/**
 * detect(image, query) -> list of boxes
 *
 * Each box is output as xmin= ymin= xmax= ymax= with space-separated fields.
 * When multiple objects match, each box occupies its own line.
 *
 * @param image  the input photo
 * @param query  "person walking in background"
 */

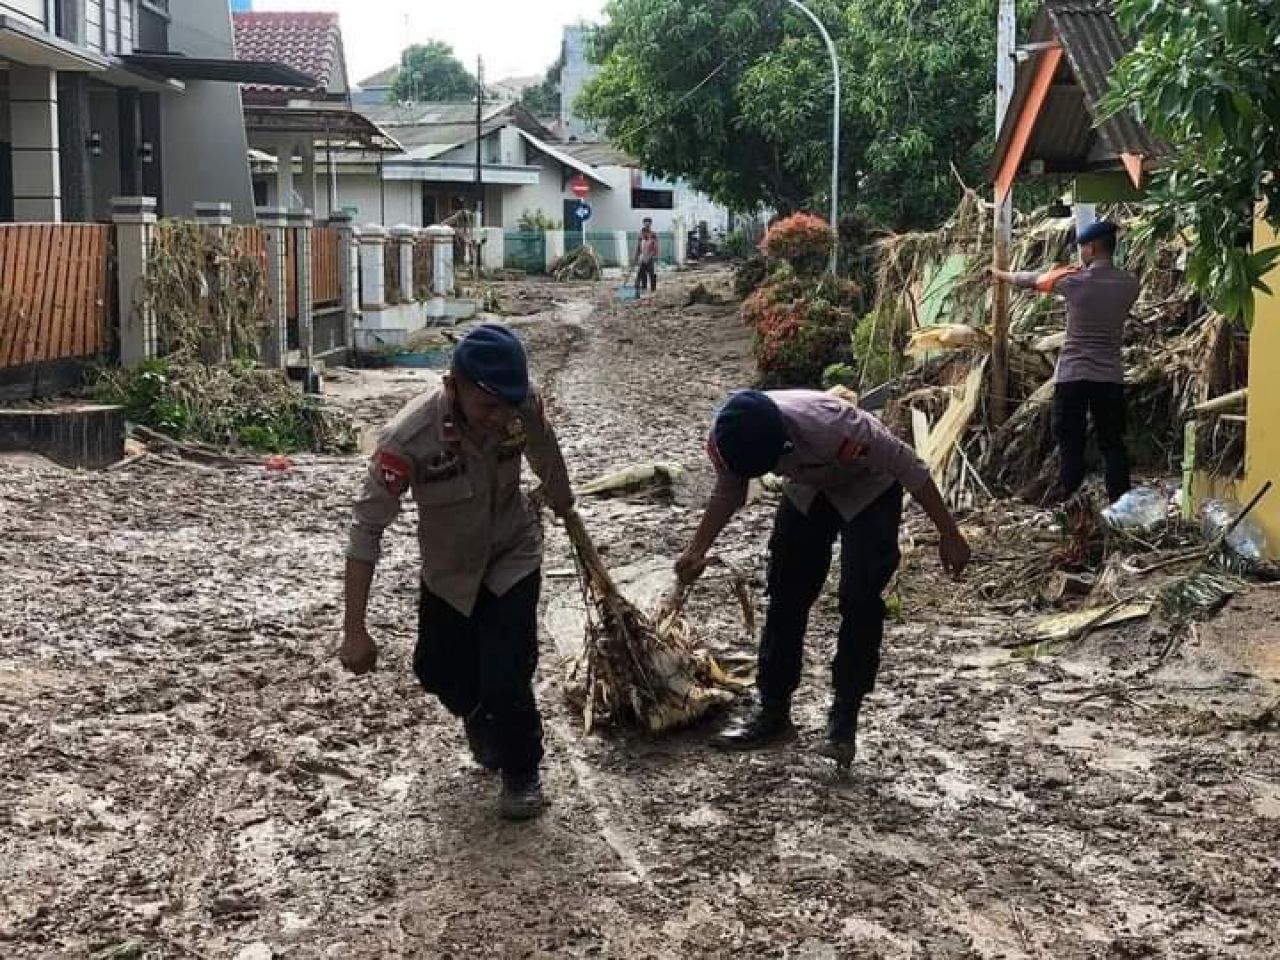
xmin=988 ymin=220 xmax=1140 ymax=503
xmin=635 ymin=217 xmax=660 ymax=293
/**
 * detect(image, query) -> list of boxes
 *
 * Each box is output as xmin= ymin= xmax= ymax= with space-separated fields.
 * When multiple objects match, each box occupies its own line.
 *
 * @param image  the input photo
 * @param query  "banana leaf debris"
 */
xmin=867 ymin=193 xmax=1273 ymax=645
xmin=562 ymin=510 xmax=749 ymax=734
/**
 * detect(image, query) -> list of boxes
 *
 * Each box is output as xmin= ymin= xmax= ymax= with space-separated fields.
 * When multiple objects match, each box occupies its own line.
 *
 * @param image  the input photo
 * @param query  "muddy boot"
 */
xmin=499 ymin=770 xmax=546 ymax=821
xmin=712 ymin=698 xmax=795 ymax=751
xmin=816 ymin=697 xmax=862 ymax=767
xmin=464 ymin=710 xmax=500 ymax=772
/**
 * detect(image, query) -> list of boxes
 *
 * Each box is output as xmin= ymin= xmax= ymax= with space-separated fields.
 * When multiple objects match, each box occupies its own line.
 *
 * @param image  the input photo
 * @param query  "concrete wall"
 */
xmin=0 ymin=0 xmax=45 ymax=27
xmin=160 ymin=0 xmax=254 ymax=222
xmin=1244 ymin=217 xmax=1280 ymax=558
xmin=88 ymin=86 xmax=120 ymax=221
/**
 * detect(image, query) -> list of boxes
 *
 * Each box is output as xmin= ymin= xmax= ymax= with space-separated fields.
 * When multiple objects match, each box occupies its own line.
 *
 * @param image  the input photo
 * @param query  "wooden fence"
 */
xmin=312 ymin=227 xmax=342 ymax=309
xmin=0 ymin=224 xmax=114 ymax=369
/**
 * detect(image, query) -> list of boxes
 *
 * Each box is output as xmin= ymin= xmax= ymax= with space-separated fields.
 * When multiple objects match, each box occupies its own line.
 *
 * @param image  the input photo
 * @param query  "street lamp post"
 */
xmin=783 ymin=0 xmax=841 ymax=273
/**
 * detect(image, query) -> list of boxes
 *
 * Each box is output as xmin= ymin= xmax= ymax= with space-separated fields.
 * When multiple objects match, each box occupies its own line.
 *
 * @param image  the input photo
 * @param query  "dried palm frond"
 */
xmin=562 ymin=511 xmax=747 ymax=734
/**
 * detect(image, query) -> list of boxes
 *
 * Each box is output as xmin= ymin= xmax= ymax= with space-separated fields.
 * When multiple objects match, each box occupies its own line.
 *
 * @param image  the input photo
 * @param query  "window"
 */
xmin=631 ymin=188 xmax=674 ymax=210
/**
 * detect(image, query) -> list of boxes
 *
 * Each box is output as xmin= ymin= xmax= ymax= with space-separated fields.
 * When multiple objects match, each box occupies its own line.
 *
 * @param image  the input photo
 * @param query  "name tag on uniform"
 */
xmin=420 ymin=450 xmax=465 ymax=483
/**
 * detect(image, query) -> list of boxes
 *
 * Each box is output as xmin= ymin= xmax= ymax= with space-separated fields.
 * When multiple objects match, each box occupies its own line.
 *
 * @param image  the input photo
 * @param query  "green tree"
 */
xmin=521 ymin=55 xmax=564 ymax=117
xmin=578 ymin=0 xmax=1035 ymax=230
xmin=390 ymin=41 xmax=476 ymax=102
xmin=1105 ymin=1 xmax=1280 ymax=323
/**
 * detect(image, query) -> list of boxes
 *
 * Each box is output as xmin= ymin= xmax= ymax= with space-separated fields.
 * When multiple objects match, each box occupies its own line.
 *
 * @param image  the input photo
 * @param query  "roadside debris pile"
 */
xmin=863 ymin=191 xmax=1243 ymax=507
xmin=562 ymin=510 xmax=746 ymax=734
xmin=956 ymin=479 xmax=1275 ymax=654
xmin=550 ymin=245 xmax=603 ymax=282
xmin=90 ymin=219 xmax=355 ymax=455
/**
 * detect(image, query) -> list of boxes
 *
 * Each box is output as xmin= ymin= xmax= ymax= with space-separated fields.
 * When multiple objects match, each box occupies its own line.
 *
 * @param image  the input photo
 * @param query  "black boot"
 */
xmin=464 ymin=709 xmax=500 ymax=771
xmin=499 ymin=769 xmax=546 ymax=821
xmin=816 ymin=696 xmax=862 ymax=765
xmin=712 ymin=697 xmax=795 ymax=751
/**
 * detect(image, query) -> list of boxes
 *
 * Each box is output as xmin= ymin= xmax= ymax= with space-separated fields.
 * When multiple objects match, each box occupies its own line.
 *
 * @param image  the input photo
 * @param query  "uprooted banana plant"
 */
xmin=562 ymin=510 xmax=750 ymax=734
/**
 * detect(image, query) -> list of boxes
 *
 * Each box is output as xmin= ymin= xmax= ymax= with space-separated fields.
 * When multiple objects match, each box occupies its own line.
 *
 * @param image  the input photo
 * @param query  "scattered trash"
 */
xmin=1102 ymin=486 xmax=1170 ymax=538
xmin=578 ymin=462 xmax=683 ymax=498
xmin=1156 ymin=568 xmax=1246 ymax=621
xmin=1023 ymin=600 xmax=1154 ymax=644
xmin=1201 ymin=498 xmax=1269 ymax=567
xmin=906 ymin=323 xmax=990 ymax=356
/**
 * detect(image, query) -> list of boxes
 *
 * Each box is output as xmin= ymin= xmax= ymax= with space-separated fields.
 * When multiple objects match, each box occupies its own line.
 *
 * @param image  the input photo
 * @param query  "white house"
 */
xmin=251 ymin=100 xmax=729 ymax=242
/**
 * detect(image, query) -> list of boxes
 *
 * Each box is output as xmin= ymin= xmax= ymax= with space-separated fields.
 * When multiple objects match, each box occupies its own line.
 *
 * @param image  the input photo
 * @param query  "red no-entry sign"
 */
xmin=570 ymin=174 xmax=590 ymax=199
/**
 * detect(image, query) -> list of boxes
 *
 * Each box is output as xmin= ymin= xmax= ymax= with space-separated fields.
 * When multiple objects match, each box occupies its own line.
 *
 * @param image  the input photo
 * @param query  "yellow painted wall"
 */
xmin=1244 ymin=218 xmax=1280 ymax=558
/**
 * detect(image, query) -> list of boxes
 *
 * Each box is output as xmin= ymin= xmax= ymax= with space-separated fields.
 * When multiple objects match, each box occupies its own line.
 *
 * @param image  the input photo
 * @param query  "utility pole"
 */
xmin=991 ymin=0 xmax=1016 ymax=425
xmin=474 ymin=56 xmax=485 ymax=227
xmin=474 ymin=55 xmax=485 ymax=278
xmin=783 ymin=0 xmax=840 ymax=273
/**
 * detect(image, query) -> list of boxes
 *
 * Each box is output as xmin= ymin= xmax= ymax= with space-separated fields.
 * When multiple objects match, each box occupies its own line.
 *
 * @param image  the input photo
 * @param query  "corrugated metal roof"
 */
xmin=554 ymin=141 xmax=634 ymax=167
xmin=359 ymin=101 xmax=512 ymax=127
xmin=1043 ymin=0 xmax=1159 ymax=159
xmin=990 ymin=0 xmax=1161 ymax=181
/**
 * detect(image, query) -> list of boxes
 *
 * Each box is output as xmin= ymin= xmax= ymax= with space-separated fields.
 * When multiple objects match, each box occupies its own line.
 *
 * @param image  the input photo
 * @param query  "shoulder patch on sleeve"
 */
xmin=375 ymin=449 xmax=412 ymax=495
xmin=1036 ymin=265 xmax=1080 ymax=294
xmin=837 ymin=437 xmax=867 ymax=463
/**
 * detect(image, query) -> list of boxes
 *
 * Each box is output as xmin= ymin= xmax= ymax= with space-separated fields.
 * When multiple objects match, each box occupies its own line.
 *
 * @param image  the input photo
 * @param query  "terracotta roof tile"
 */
xmin=233 ymin=11 xmax=344 ymax=102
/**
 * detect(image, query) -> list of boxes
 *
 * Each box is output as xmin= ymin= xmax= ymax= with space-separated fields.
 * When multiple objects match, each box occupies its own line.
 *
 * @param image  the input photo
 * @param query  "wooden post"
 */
xmin=991 ymin=0 xmax=1016 ymax=425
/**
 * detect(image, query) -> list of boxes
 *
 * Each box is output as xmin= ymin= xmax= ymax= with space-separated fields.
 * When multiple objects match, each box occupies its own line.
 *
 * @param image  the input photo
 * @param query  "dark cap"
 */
xmin=451 ymin=323 xmax=529 ymax=405
xmin=711 ymin=390 xmax=789 ymax=478
xmin=1076 ymin=220 xmax=1118 ymax=245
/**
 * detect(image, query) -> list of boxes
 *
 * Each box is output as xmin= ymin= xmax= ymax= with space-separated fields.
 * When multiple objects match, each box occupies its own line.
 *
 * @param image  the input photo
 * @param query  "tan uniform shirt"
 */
xmin=710 ymin=390 xmax=931 ymax=522
xmin=346 ymin=385 xmax=573 ymax=616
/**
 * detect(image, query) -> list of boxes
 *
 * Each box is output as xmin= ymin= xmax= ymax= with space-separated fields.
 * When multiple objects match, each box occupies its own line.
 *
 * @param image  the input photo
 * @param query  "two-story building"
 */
xmin=0 ymin=0 xmax=312 ymax=222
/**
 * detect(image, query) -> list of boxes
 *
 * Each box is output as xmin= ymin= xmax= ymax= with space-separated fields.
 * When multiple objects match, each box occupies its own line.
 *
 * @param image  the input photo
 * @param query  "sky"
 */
xmin=253 ymin=0 xmax=608 ymax=87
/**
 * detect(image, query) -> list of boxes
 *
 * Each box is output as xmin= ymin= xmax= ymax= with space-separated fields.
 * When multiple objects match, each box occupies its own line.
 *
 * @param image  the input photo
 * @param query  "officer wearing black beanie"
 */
xmin=677 ymin=389 xmax=971 ymax=764
xmin=342 ymin=324 xmax=575 ymax=820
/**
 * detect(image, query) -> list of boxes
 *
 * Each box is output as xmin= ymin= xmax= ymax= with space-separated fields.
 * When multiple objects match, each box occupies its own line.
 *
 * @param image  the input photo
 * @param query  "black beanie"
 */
xmin=712 ymin=390 xmax=788 ymax=477
xmin=451 ymin=324 xmax=530 ymax=405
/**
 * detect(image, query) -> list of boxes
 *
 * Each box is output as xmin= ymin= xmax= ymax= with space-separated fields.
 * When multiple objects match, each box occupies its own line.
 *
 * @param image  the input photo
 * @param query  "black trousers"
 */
xmin=758 ymin=485 xmax=903 ymax=705
xmin=1052 ymin=380 xmax=1131 ymax=502
xmin=636 ymin=260 xmax=657 ymax=291
xmin=414 ymin=571 xmax=543 ymax=776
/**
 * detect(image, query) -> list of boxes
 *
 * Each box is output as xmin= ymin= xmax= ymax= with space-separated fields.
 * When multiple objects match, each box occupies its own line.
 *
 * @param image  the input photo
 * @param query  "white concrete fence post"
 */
xmin=111 ymin=196 xmax=158 ymax=367
xmin=256 ymin=206 xmax=290 ymax=369
xmin=481 ymin=227 xmax=505 ymax=273
xmin=423 ymin=224 xmax=455 ymax=321
xmin=328 ymin=211 xmax=359 ymax=352
xmin=674 ymin=217 xmax=688 ymax=267
xmin=614 ymin=230 xmax=630 ymax=273
xmin=545 ymin=230 xmax=565 ymax=273
xmin=359 ymin=225 xmax=388 ymax=313
xmin=391 ymin=224 xmax=417 ymax=304
xmin=193 ymin=201 xmax=233 ymax=362
xmin=289 ymin=208 xmax=314 ymax=368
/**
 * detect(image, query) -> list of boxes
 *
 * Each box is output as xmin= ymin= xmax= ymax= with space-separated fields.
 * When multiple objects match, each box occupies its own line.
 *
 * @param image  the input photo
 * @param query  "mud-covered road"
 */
xmin=2 ymin=268 xmax=1278 ymax=959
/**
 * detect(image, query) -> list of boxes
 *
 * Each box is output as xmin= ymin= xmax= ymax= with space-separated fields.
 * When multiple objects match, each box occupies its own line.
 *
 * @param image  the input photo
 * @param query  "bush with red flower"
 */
xmin=741 ymin=267 xmax=860 ymax=387
xmin=763 ymin=213 xmax=836 ymax=277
